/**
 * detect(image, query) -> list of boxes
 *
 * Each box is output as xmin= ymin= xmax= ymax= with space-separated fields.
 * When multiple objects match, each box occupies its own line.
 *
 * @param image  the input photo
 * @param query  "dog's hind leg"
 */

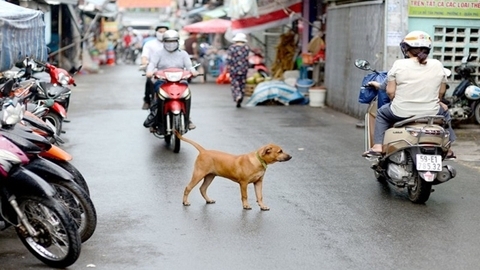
xmin=199 ymin=174 xmax=216 ymax=204
xmin=183 ymin=172 xmax=207 ymax=206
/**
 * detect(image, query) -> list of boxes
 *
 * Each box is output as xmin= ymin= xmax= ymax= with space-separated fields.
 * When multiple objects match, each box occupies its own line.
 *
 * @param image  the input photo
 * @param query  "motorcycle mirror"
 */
xmin=354 ymin=59 xmax=371 ymax=71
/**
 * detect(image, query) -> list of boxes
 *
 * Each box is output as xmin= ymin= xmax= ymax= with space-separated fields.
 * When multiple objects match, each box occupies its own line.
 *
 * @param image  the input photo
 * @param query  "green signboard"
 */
xmin=408 ymin=0 xmax=480 ymax=19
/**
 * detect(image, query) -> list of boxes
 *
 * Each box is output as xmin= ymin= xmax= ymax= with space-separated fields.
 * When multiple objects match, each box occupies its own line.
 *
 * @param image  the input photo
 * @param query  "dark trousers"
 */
xmin=144 ymin=78 xmax=154 ymax=104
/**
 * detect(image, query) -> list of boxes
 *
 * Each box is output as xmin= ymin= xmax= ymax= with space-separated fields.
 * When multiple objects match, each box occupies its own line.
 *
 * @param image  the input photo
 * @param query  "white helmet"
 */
xmin=401 ymin=31 xmax=432 ymax=49
xmin=400 ymin=31 xmax=432 ymax=57
xmin=162 ymin=30 xmax=180 ymax=52
xmin=465 ymin=85 xmax=480 ymax=100
xmin=162 ymin=30 xmax=179 ymax=42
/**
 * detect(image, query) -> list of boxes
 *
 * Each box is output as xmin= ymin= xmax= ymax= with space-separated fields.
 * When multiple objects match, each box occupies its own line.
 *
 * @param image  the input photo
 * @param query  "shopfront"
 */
xmin=408 ymin=0 xmax=480 ymax=91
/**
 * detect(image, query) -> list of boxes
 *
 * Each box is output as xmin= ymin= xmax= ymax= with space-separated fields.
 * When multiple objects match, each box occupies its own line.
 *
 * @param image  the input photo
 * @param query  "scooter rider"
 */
xmin=363 ymin=30 xmax=457 ymax=159
xmin=140 ymin=25 xmax=169 ymax=110
xmin=144 ymin=29 xmax=198 ymax=133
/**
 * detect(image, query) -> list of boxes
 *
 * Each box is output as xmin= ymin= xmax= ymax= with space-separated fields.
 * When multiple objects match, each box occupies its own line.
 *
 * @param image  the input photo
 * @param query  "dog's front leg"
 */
xmin=254 ymin=179 xmax=269 ymax=211
xmin=239 ymin=182 xmax=251 ymax=210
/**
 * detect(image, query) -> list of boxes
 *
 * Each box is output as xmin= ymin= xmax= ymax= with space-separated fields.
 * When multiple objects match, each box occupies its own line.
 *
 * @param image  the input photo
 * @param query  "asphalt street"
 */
xmin=1 ymin=63 xmax=480 ymax=270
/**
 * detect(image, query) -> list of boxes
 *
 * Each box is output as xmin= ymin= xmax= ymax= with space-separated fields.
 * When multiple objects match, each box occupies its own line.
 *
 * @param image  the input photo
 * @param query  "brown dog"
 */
xmin=175 ymin=131 xmax=292 ymax=211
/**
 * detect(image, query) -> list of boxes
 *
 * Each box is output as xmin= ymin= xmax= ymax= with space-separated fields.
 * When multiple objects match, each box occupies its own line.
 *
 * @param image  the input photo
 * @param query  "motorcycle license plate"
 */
xmin=416 ymin=154 xmax=442 ymax=172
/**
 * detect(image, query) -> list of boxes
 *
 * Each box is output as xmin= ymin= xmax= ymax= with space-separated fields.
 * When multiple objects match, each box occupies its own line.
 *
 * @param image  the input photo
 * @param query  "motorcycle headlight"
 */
xmin=58 ymin=73 xmax=70 ymax=85
xmin=164 ymin=72 xmax=183 ymax=82
xmin=2 ymin=100 xmax=24 ymax=125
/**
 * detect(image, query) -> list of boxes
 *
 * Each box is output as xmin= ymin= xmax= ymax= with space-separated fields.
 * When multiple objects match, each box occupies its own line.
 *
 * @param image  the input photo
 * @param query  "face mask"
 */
xmin=156 ymin=32 xmax=164 ymax=41
xmin=164 ymin=41 xmax=178 ymax=52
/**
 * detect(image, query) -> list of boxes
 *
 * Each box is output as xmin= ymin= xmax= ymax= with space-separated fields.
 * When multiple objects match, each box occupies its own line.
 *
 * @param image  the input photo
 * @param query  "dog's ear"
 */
xmin=261 ymin=146 xmax=272 ymax=156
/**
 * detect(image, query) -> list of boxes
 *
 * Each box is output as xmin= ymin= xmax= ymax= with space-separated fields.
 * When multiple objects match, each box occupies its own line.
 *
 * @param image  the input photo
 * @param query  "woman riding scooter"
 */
xmin=363 ymin=30 xmax=457 ymax=159
xmin=144 ymin=30 xmax=198 ymax=134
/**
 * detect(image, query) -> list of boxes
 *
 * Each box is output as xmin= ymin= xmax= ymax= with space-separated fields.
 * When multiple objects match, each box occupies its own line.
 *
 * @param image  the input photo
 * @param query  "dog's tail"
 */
xmin=174 ymin=130 xmax=205 ymax=153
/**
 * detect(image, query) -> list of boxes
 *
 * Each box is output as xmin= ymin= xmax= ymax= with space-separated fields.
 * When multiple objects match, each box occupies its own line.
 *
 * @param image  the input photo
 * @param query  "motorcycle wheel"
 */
xmin=15 ymin=196 xmax=81 ymax=268
xmin=52 ymin=160 xmax=90 ymax=196
xmin=473 ymin=101 xmax=480 ymax=125
xmin=172 ymin=114 xmax=182 ymax=153
xmin=164 ymin=114 xmax=182 ymax=153
xmin=407 ymin=174 xmax=432 ymax=204
xmin=50 ymin=180 xmax=97 ymax=243
xmin=374 ymin=171 xmax=387 ymax=183
xmin=43 ymin=112 xmax=63 ymax=136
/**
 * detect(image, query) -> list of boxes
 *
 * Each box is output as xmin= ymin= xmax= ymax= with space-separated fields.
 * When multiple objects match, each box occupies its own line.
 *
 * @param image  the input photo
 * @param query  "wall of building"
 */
xmin=408 ymin=18 xmax=480 ymax=94
xmin=324 ymin=1 xmax=385 ymax=119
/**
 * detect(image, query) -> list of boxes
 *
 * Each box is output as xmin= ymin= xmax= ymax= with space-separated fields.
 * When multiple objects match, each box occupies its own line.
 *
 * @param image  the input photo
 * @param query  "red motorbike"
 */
xmin=8 ymin=58 xmax=80 ymax=136
xmin=149 ymin=67 xmax=198 ymax=153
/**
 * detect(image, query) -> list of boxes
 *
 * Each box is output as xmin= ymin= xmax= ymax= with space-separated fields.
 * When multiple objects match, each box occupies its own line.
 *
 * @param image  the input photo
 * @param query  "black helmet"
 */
xmin=155 ymin=25 xmax=169 ymax=32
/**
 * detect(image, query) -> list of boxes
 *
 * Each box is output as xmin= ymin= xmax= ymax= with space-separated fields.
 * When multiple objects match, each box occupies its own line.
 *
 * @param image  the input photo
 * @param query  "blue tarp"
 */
xmin=245 ymin=80 xmax=306 ymax=107
xmin=0 ymin=1 xmax=47 ymax=72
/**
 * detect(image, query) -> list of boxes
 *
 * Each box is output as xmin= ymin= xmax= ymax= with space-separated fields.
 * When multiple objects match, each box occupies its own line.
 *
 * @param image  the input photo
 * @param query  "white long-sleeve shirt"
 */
xmin=141 ymin=39 xmax=163 ymax=60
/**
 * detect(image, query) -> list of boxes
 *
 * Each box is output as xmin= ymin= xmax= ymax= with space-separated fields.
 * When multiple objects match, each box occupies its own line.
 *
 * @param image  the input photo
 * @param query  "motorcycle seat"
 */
xmin=393 ymin=115 xmax=446 ymax=128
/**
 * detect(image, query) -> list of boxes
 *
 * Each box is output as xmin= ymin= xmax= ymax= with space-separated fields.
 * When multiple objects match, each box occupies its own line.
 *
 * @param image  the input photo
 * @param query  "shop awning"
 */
xmin=0 ymin=1 xmax=47 ymax=71
xmin=183 ymin=18 xmax=231 ymax=33
xmin=44 ymin=0 xmax=79 ymax=4
xmin=79 ymin=0 xmax=118 ymax=18
xmin=230 ymin=0 xmax=302 ymax=34
xmin=116 ymin=0 xmax=171 ymax=8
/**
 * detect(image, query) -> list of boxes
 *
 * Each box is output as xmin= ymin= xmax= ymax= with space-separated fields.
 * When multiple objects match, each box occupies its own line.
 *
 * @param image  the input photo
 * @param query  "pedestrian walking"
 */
xmin=226 ymin=33 xmax=250 ymax=108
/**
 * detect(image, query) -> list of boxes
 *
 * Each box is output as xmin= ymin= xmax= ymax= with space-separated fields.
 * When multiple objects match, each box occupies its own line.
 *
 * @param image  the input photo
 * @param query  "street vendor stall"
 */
xmin=0 ymin=1 xmax=47 ymax=72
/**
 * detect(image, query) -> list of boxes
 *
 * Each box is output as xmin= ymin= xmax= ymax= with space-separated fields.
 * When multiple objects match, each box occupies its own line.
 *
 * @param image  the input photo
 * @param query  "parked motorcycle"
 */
xmin=1 ymin=59 xmax=78 ymax=136
xmin=355 ymin=59 xmax=457 ymax=203
xmin=148 ymin=65 xmax=200 ymax=153
xmin=441 ymin=54 xmax=480 ymax=126
xmin=0 ymin=116 xmax=81 ymax=267
xmin=0 ymin=95 xmax=96 ymax=242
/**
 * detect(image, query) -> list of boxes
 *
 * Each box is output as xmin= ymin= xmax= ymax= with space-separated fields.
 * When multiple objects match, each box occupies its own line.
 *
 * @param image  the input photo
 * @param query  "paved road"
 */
xmin=1 ymin=64 xmax=480 ymax=270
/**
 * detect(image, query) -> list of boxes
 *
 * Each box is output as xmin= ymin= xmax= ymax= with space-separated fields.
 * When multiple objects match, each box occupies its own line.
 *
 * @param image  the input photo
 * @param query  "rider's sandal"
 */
xmin=445 ymin=151 xmax=457 ymax=161
xmin=362 ymin=149 xmax=382 ymax=157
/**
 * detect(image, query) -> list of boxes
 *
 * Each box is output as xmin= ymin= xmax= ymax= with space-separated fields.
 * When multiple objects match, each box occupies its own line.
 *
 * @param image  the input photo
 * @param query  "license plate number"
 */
xmin=416 ymin=154 xmax=442 ymax=172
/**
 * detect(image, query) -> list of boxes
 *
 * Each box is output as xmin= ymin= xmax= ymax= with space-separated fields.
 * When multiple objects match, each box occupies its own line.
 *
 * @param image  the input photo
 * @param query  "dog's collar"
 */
xmin=256 ymin=152 xmax=268 ymax=170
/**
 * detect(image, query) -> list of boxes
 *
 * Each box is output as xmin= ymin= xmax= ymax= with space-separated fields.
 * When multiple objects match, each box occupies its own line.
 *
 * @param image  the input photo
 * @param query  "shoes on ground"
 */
xmin=142 ymin=102 xmax=150 ymax=110
xmin=188 ymin=121 xmax=196 ymax=130
xmin=236 ymin=97 xmax=243 ymax=108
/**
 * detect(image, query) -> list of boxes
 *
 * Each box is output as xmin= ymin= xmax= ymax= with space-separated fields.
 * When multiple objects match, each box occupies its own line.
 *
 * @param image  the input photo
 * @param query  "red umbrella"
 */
xmin=182 ymin=18 xmax=231 ymax=33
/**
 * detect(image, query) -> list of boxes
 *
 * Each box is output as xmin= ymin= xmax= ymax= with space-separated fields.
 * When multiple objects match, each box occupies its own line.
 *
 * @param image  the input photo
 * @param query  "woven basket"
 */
xmin=245 ymin=84 xmax=256 ymax=96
